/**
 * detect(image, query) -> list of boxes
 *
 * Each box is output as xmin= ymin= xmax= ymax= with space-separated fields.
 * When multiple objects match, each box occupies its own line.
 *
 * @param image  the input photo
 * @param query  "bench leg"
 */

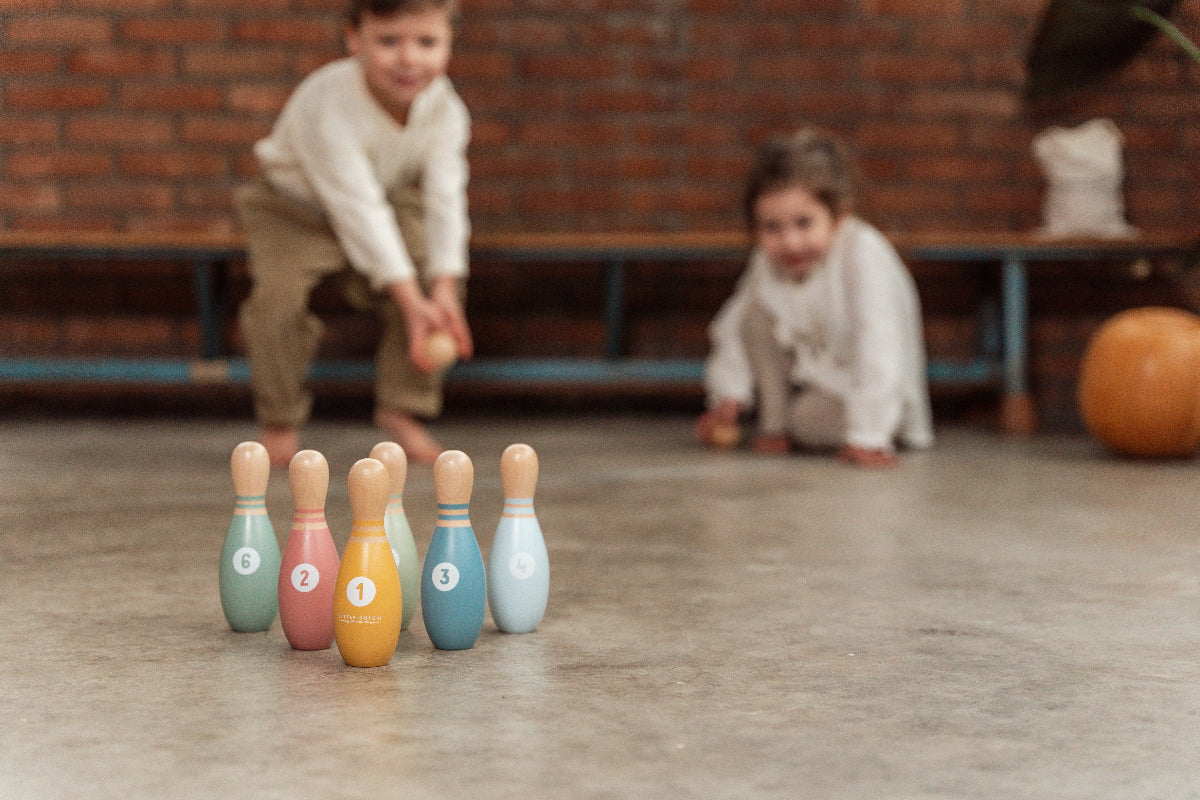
xmin=192 ymin=256 xmax=220 ymax=360
xmin=604 ymin=257 xmax=626 ymax=360
xmin=1000 ymin=255 xmax=1037 ymax=434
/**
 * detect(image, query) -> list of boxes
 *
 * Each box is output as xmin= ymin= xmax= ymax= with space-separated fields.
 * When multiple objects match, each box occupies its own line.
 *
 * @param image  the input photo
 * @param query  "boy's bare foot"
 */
xmin=373 ymin=407 xmax=444 ymax=464
xmin=260 ymin=426 xmax=299 ymax=468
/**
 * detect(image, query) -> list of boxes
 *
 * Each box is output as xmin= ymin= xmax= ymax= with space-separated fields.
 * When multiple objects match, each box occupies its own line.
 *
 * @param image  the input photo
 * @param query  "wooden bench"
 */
xmin=3 ymin=228 xmax=1199 ymax=431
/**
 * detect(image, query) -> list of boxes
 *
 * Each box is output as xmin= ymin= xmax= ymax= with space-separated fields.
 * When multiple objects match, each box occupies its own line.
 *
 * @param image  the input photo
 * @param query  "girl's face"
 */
xmin=753 ymin=185 xmax=842 ymax=281
xmin=346 ymin=8 xmax=453 ymax=125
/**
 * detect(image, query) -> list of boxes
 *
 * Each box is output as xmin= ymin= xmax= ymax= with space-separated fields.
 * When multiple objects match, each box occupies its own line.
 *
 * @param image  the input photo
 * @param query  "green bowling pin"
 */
xmin=370 ymin=442 xmax=421 ymax=631
xmin=219 ymin=441 xmax=281 ymax=632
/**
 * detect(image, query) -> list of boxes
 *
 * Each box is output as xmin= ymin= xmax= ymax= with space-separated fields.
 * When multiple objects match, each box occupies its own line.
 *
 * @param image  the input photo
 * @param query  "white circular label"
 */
xmin=431 ymin=562 xmax=460 ymax=592
xmin=346 ymin=576 xmax=377 ymax=607
xmin=391 ymin=547 xmax=399 ymax=567
xmin=508 ymin=552 xmax=537 ymax=580
xmin=290 ymin=563 xmax=320 ymax=593
xmin=232 ymin=547 xmax=261 ymax=576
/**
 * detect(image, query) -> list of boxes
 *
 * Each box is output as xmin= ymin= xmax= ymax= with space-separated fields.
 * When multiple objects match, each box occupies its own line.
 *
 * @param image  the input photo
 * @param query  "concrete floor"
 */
xmin=2 ymin=412 xmax=1200 ymax=799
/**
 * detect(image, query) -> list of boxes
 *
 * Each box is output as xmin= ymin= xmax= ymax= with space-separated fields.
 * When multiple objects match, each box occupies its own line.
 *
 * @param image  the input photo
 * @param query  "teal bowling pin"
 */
xmin=219 ymin=441 xmax=281 ymax=632
xmin=421 ymin=450 xmax=486 ymax=651
xmin=488 ymin=444 xmax=549 ymax=633
xmin=370 ymin=442 xmax=421 ymax=631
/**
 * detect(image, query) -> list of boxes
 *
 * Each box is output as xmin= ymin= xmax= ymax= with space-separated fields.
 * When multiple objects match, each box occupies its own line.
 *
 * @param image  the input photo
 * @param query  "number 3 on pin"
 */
xmin=432 ymin=562 xmax=460 ymax=592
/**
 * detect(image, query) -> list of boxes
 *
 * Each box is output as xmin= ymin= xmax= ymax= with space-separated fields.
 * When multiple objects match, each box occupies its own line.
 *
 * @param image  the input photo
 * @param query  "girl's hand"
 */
xmin=837 ymin=445 xmax=897 ymax=468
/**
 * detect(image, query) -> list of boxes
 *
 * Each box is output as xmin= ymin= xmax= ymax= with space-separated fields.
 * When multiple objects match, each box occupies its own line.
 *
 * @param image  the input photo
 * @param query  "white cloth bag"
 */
xmin=1033 ymin=118 xmax=1136 ymax=238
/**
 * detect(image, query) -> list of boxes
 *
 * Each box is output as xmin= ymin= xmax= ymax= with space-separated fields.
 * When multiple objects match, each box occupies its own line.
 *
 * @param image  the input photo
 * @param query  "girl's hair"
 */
xmin=346 ymin=0 xmax=458 ymax=27
xmin=743 ymin=128 xmax=855 ymax=226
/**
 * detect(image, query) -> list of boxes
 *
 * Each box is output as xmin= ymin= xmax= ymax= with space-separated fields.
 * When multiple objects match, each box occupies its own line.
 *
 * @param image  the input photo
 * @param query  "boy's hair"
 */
xmin=346 ymin=0 xmax=458 ymax=27
xmin=743 ymin=128 xmax=855 ymax=226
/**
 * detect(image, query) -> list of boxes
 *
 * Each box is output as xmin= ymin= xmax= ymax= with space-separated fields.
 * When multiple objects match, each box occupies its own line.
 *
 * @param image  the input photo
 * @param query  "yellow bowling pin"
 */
xmin=333 ymin=458 xmax=401 ymax=668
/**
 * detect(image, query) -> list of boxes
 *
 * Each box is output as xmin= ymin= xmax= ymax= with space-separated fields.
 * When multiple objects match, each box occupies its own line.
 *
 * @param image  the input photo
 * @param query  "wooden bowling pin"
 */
xmin=487 ymin=444 xmax=549 ymax=634
xmin=219 ymin=441 xmax=282 ymax=632
xmin=369 ymin=442 xmax=421 ymax=631
xmin=421 ymin=450 xmax=486 ymax=651
xmin=334 ymin=458 xmax=402 ymax=667
xmin=278 ymin=450 xmax=339 ymax=651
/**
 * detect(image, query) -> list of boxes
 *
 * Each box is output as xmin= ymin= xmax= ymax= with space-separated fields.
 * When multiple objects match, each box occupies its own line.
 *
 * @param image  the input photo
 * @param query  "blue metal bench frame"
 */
xmin=3 ymin=230 xmax=1197 ymax=430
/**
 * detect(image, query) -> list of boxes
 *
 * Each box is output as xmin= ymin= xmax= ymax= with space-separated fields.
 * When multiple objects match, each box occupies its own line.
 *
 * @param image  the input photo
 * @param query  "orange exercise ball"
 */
xmin=1078 ymin=306 xmax=1200 ymax=457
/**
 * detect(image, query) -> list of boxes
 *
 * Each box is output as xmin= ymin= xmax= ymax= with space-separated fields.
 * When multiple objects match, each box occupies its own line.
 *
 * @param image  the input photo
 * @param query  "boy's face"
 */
xmin=753 ymin=185 xmax=841 ymax=281
xmin=346 ymin=7 xmax=452 ymax=124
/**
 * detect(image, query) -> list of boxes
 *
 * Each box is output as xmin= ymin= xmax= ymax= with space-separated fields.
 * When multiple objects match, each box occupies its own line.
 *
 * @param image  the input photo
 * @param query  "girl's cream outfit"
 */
xmin=704 ymin=217 xmax=934 ymax=451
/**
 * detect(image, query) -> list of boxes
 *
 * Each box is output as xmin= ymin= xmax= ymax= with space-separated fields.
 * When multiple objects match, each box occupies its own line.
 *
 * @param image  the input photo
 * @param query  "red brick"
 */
xmin=66 ymin=115 xmax=174 ymax=145
xmin=121 ymin=15 xmax=226 ymax=44
xmin=862 ymin=53 xmax=964 ymax=84
xmin=520 ymin=53 xmax=619 ymax=81
xmin=0 ymin=51 xmax=62 ymax=74
xmin=225 ymin=83 xmax=292 ymax=114
xmin=69 ymin=0 xmax=172 ymax=8
xmin=0 ymin=116 xmax=61 ymax=145
xmin=67 ymin=47 xmax=176 ymax=76
xmin=8 ymin=149 xmax=113 ymax=179
xmin=231 ymin=18 xmax=341 ymax=46
xmin=7 ymin=14 xmax=112 ymax=44
xmin=182 ymin=0 xmax=289 ymax=9
xmin=181 ymin=116 xmax=270 ymax=146
xmin=120 ymin=83 xmax=224 ymax=111
xmin=120 ymin=150 xmax=229 ymax=178
xmin=450 ymin=51 xmax=514 ymax=80
xmin=0 ymin=184 xmax=62 ymax=213
xmin=183 ymin=48 xmax=291 ymax=77
xmin=65 ymin=182 xmax=175 ymax=211
xmin=5 ymin=0 xmax=63 ymax=9
xmin=4 ymin=82 xmax=109 ymax=110
xmin=864 ymin=0 xmax=963 ymax=16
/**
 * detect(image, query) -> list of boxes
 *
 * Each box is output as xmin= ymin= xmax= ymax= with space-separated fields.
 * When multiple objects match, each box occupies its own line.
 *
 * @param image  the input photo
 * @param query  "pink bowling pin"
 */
xmin=278 ymin=450 xmax=339 ymax=651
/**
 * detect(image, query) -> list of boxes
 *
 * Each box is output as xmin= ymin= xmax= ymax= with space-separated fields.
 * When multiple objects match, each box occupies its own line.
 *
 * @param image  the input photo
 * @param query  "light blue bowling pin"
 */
xmin=421 ymin=451 xmax=486 ymax=651
xmin=488 ymin=443 xmax=549 ymax=633
xmin=219 ymin=442 xmax=281 ymax=632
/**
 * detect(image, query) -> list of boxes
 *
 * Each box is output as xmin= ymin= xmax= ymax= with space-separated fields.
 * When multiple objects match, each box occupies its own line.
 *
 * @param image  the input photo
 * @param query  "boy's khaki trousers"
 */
xmin=235 ymin=178 xmax=452 ymax=429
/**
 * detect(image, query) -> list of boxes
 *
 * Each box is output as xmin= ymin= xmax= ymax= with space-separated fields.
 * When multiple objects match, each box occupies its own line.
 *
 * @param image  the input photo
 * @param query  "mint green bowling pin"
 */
xmin=370 ymin=442 xmax=421 ymax=631
xmin=219 ymin=441 xmax=281 ymax=632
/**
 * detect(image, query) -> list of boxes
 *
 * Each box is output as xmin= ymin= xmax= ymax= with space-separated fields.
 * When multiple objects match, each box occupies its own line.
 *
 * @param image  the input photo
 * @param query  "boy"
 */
xmin=236 ymin=0 xmax=471 ymax=466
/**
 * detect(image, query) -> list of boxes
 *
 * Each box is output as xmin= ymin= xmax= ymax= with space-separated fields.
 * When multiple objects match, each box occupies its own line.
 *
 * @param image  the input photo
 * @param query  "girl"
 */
xmin=698 ymin=129 xmax=933 ymax=467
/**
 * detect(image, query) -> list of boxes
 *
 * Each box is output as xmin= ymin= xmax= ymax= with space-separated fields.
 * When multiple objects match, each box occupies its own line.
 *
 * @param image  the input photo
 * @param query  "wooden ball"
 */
xmin=708 ymin=421 xmax=741 ymax=449
xmin=1078 ymin=306 xmax=1200 ymax=457
xmin=425 ymin=331 xmax=458 ymax=371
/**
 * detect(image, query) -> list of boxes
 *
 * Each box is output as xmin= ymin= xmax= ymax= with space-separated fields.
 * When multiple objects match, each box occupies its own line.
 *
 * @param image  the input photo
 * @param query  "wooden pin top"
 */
xmin=288 ymin=449 xmax=328 ymax=510
xmin=348 ymin=458 xmax=389 ymax=521
xmin=501 ymin=443 xmax=538 ymax=499
xmin=369 ymin=441 xmax=407 ymax=496
xmin=433 ymin=450 xmax=473 ymax=506
xmin=231 ymin=441 xmax=270 ymax=497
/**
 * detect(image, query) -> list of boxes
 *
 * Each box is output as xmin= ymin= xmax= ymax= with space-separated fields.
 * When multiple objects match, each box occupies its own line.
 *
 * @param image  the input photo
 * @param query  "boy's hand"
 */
xmin=388 ymin=279 xmax=441 ymax=373
xmin=429 ymin=277 xmax=473 ymax=362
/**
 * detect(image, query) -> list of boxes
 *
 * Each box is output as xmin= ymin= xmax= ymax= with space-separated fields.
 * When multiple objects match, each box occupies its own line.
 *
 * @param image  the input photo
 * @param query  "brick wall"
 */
xmin=4 ymin=0 xmax=1200 ymax=428
xmin=4 ymin=0 xmax=1200 ymax=234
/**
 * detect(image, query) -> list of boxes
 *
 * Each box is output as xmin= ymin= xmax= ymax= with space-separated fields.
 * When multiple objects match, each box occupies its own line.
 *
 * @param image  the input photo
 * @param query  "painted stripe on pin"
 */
xmin=291 ymin=509 xmax=327 ymax=530
xmin=437 ymin=502 xmax=471 ymax=527
xmin=503 ymin=497 xmax=535 ymax=518
xmin=234 ymin=494 xmax=266 ymax=514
